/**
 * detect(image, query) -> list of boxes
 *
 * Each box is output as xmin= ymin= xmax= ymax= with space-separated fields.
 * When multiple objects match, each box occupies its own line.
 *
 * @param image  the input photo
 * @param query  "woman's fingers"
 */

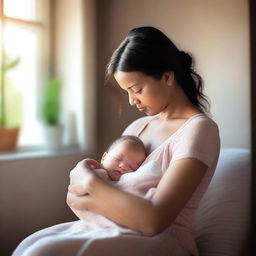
xmin=66 ymin=192 xmax=76 ymax=206
xmin=68 ymin=183 xmax=86 ymax=196
xmin=68 ymin=159 xmax=97 ymax=196
xmin=66 ymin=192 xmax=91 ymax=211
xmin=69 ymin=160 xmax=89 ymax=184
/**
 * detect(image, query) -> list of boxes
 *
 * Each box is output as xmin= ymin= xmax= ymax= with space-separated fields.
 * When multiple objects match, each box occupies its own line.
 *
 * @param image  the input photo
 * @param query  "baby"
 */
xmin=84 ymin=135 xmax=147 ymax=182
xmin=68 ymin=136 xmax=162 ymax=230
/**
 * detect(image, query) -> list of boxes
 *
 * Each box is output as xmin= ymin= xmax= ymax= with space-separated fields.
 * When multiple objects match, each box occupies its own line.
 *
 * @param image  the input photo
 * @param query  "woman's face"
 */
xmin=101 ymin=141 xmax=146 ymax=181
xmin=114 ymin=71 xmax=173 ymax=116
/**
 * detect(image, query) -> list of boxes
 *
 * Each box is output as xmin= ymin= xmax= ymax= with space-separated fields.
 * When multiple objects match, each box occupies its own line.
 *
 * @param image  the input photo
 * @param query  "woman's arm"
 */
xmin=68 ymin=158 xmax=207 ymax=236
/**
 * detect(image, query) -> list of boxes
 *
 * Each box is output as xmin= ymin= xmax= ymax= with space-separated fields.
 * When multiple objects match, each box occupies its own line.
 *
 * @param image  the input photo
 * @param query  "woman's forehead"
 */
xmin=114 ymin=71 xmax=145 ymax=88
xmin=114 ymin=70 xmax=142 ymax=80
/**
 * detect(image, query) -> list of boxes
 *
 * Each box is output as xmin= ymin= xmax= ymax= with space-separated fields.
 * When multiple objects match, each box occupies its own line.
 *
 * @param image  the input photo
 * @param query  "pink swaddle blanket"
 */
xmin=69 ymin=160 xmax=162 ymax=233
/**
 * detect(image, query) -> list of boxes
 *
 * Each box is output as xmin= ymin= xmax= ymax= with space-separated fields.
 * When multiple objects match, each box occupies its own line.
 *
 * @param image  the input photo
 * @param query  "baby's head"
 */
xmin=101 ymin=135 xmax=146 ymax=181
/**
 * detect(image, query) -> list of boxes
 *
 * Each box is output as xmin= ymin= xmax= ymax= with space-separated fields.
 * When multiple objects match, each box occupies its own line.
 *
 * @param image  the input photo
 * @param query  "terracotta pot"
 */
xmin=0 ymin=127 xmax=20 ymax=151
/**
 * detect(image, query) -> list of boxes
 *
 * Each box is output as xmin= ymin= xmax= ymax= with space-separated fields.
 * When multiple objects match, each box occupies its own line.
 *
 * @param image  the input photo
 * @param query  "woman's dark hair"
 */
xmin=106 ymin=26 xmax=210 ymax=113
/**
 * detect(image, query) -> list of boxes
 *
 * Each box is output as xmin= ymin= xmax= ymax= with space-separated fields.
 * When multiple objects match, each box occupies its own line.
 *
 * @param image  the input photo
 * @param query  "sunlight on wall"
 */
xmin=55 ymin=0 xmax=96 ymax=152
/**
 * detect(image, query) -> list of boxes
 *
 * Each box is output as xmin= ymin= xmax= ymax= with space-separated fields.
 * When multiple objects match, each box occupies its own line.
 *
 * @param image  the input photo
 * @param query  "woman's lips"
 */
xmin=138 ymin=107 xmax=146 ymax=112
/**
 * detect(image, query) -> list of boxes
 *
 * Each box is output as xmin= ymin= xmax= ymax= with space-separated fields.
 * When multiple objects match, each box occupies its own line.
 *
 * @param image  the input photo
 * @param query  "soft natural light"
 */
xmin=4 ymin=0 xmax=39 ymax=21
xmin=4 ymin=24 xmax=44 ymax=146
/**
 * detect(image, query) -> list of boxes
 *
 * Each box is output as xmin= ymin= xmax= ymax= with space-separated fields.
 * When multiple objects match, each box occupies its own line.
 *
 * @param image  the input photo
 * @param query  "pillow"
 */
xmin=192 ymin=148 xmax=251 ymax=256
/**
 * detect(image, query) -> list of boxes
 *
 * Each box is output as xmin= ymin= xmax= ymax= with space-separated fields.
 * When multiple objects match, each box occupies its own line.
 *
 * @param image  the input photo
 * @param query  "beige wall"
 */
xmin=96 ymin=0 xmax=250 ymax=156
xmin=0 ymin=154 xmax=84 ymax=255
xmin=56 ymin=0 xmax=97 ymax=151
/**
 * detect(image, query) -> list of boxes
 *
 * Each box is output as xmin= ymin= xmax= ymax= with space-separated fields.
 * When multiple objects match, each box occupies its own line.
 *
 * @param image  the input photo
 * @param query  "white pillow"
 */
xmin=193 ymin=148 xmax=251 ymax=256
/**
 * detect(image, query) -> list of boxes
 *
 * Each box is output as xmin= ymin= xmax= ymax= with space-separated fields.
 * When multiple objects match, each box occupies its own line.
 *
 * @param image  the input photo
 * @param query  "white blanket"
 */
xmin=69 ymin=160 xmax=163 ymax=233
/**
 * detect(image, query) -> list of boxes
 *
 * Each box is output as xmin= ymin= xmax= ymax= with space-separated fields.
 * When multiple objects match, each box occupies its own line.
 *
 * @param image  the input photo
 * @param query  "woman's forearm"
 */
xmin=85 ymin=175 xmax=165 ymax=235
xmin=68 ymin=159 xmax=171 ymax=235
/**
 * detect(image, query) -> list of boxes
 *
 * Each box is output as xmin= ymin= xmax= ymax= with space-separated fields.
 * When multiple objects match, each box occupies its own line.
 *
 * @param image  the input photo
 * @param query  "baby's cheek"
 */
xmin=102 ymin=160 xmax=114 ymax=171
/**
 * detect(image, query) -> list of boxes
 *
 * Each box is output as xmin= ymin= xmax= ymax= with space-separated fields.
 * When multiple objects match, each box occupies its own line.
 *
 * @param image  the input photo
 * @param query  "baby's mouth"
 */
xmin=113 ymin=170 xmax=122 ymax=176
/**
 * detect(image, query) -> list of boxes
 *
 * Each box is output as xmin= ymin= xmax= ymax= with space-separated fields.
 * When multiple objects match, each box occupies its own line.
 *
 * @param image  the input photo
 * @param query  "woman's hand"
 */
xmin=69 ymin=159 xmax=99 ymax=196
xmin=66 ymin=192 xmax=92 ymax=211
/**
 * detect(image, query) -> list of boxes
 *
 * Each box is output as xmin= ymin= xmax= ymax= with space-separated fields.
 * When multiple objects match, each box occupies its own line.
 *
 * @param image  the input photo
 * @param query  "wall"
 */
xmin=0 ymin=154 xmax=84 ymax=255
xmin=55 ymin=0 xmax=97 ymax=151
xmin=96 ymin=0 xmax=250 ymax=156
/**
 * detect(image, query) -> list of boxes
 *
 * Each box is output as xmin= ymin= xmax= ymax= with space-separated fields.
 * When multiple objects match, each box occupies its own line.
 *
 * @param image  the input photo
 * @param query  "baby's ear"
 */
xmin=101 ymin=152 xmax=108 ymax=163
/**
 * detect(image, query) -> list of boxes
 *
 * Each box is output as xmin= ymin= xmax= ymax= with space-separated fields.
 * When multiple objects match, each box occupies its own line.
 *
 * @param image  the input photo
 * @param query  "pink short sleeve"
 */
xmin=171 ymin=118 xmax=220 ymax=167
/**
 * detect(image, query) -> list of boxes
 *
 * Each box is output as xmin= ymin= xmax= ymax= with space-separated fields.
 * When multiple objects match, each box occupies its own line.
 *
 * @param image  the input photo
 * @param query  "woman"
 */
xmin=13 ymin=26 xmax=220 ymax=256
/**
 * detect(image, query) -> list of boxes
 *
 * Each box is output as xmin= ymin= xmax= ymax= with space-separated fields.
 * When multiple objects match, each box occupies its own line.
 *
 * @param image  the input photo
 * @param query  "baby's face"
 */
xmin=101 ymin=141 xmax=146 ymax=181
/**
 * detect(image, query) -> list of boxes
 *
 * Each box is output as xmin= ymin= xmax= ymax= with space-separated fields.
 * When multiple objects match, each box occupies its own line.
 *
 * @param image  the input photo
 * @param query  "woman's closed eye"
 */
xmin=124 ymin=88 xmax=142 ymax=95
xmin=135 ymin=88 xmax=143 ymax=94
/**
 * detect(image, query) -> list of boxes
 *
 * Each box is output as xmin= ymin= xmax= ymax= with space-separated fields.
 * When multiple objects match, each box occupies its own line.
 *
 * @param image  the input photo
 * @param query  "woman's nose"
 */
xmin=128 ymin=93 xmax=138 ymax=106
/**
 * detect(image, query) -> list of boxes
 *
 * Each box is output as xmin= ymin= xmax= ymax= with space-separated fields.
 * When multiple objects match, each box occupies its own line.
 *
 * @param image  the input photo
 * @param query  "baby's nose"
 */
xmin=119 ymin=162 xmax=129 ymax=172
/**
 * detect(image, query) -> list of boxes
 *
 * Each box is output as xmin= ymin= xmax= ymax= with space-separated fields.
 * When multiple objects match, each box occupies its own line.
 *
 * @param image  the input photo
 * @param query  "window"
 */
xmin=0 ymin=0 xmax=50 ymax=147
xmin=0 ymin=0 xmax=91 ymax=157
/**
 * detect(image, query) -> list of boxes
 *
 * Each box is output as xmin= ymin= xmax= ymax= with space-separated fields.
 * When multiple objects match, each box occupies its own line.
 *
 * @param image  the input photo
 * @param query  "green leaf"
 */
xmin=0 ymin=52 xmax=22 ymax=128
xmin=42 ymin=79 xmax=61 ymax=125
xmin=4 ymin=58 xmax=21 ymax=71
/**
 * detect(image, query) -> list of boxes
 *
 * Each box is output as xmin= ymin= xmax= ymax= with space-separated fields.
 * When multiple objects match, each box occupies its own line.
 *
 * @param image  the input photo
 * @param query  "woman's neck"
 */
xmin=158 ymin=85 xmax=202 ymax=121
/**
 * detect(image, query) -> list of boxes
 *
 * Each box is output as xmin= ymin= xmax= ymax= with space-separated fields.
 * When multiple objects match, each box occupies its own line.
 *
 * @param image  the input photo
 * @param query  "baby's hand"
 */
xmin=84 ymin=159 xmax=102 ymax=170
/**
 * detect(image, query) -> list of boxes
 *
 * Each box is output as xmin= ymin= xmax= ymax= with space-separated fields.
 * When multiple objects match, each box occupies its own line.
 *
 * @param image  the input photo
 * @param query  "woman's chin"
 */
xmin=145 ymin=110 xmax=159 ymax=116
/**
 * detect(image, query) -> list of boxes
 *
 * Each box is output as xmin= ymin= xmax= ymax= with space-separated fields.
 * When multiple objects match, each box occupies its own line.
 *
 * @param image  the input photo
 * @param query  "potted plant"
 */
xmin=41 ymin=78 xmax=63 ymax=151
xmin=0 ymin=53 xmax=21 ymax=151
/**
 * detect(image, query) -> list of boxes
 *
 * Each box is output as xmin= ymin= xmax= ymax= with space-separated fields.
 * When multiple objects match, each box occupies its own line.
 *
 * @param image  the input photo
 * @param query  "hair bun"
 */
xmin=179 ymin=51 xmax=192 ymax=70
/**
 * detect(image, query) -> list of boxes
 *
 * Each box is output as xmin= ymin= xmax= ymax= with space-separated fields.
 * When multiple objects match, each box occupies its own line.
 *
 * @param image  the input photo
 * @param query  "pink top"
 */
xmin=123 ymin=113 xmax=220 ymax=255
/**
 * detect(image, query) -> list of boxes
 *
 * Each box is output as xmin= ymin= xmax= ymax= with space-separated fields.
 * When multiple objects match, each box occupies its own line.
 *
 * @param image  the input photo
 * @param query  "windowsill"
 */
xmin=0 ymin=145 xmax=85 ymax=162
